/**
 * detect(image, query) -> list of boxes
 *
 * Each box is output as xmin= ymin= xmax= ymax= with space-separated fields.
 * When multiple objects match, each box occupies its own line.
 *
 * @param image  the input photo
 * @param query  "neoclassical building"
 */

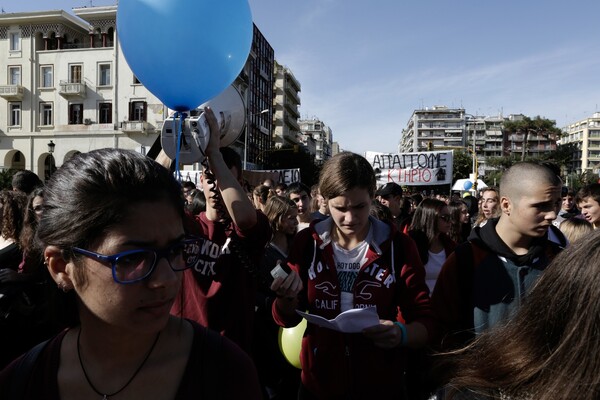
xmin=0 ymin=6 xmax=165 ymax=179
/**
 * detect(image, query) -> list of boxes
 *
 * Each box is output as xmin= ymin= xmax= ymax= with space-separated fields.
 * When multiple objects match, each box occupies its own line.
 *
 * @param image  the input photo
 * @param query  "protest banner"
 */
xmin=365 ymin=150 xmax=453 ymax=186
xmin=179 ymin=170 xmax=202 ymax=186
xmin=177 ymin=168 xmax=301 ymax=189
xmin=244 ymin=168 xmax=301 ymax=187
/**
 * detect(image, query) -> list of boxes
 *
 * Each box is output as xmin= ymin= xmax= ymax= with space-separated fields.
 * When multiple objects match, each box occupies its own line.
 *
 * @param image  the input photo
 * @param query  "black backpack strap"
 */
xmin=9 ymin=339 xmax=50 ymax=399
xmin=202 ymin=328 xmax=223 ymax=400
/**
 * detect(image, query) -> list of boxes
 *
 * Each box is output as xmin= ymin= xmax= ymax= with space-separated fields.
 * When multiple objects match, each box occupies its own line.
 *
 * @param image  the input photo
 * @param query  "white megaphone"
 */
xmin=161 ymin=85 xmax=246 ymax=164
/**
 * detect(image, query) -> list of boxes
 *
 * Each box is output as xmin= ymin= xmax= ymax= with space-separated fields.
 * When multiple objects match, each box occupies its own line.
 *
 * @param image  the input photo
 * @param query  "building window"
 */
xmin=98 ymin=63 xmax=111 ymax=86
xmin=40 ymin=102 xmax=53 ymax=126
xmin=129 ymin=101 xmax=147 ymax=121
xmin=9 ymin=32 xmax=20 ymax=51
xmin=133 ymin=75 xmax=141 ymax=84
xmin=69 ymin=103 xmax=83 ymax=124
xmin=9 ymin=102 xmax=21 ymax=126
xmin=8 ymin=66 xmax=21 ymax=85
xmin=40 ymin=65 xmax=53 ymax=88
xmin=99 ymin=102 xmax=112 ymax=124
xmin=70 ymin=64 xmax=82 ymax=83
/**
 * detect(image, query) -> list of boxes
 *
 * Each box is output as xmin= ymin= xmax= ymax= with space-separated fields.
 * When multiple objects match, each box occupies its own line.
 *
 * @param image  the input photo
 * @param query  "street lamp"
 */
xmin=46 ymin=140 xmax=56 ymax=180
xmin=462 ymin=114 xmax=480 ymax=188
xmin=244 ymin=109 xmax=269 ymax=170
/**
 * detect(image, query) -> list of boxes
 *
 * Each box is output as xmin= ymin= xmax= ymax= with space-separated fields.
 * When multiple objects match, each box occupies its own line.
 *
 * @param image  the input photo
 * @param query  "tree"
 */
xmin=452 ymin=150 xmax=473 ymax=182
xmin=485 ymin=154 xmax=522 ymax=171
xmin=568 ymin=170 xmax=599 ymax=192
xmin=539 ymin=142 xmax=576 ymax=177
xmin=503 ymin=116 xmax=562 ymax=161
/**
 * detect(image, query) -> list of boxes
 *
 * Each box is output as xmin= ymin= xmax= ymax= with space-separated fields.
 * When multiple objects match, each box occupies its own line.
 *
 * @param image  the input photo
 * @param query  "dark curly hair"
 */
xmin=0 ymin=189 xmax=27 ymax=242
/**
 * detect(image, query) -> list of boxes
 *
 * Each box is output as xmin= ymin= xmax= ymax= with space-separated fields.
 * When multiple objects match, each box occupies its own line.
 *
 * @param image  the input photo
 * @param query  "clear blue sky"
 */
xmin=6 ymin=0 xmax=600 ymax=154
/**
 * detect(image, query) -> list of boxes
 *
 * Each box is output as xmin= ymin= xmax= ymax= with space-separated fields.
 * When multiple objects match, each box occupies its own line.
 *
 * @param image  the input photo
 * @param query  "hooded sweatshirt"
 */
xmin=272 ymin=216 xmax=435 ymax=399
xmin=432 ymin=218 xmax=566 ymax=350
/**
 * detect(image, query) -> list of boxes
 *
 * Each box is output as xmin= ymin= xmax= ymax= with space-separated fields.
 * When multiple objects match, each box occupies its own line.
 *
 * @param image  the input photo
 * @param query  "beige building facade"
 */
xmin=0 ymin=6 xmax=166 ymax=179
xmin=562 ymin=112 xmax=600 ymax=174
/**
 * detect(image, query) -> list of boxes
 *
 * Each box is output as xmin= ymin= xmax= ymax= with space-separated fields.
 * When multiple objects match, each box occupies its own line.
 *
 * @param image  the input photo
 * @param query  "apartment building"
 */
xmin=0 ymin=6 xmax=165 ymax=179
xmin=399 ymin=106 xmax=466 ymax=153
xmin=400 ymin=107 xmax=559 ymax=177
xmin=272 ymin=60 xmax=301 ymax=150
xmin=562 ymin=112 xmax=600 ymax=174
xmin=238 ymin=24 xmax=274 ymax=170
xmin=298 ymin=118 xmax=333 ymax=164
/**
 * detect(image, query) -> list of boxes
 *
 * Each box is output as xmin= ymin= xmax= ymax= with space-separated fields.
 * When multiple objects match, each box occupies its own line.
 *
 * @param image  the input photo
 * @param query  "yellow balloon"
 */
xmin=278 ymin=318 xmax=307 ymax=369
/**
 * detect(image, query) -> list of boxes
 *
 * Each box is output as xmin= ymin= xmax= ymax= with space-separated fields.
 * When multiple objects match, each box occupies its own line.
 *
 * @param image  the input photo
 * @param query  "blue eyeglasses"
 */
xmin=72 ymin=238 xmax=203 ymax=284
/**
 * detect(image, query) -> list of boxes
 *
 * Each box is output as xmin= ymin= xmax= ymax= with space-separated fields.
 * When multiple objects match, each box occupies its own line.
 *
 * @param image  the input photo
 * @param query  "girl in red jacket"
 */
xmin=271 ymin=152 xmax=435 ymax=400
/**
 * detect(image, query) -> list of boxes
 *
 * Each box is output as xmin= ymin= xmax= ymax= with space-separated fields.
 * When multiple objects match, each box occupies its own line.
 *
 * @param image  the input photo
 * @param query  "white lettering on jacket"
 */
xmin=315 ymin=299 xmax=338 ymax=310
xmin=308 ymin=261 xmax=325 ymax=280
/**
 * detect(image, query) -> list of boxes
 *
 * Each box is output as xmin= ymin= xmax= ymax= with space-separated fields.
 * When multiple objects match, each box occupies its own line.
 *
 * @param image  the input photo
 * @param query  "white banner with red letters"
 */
xmin=365 ymin=150 xmax=453 ymax=186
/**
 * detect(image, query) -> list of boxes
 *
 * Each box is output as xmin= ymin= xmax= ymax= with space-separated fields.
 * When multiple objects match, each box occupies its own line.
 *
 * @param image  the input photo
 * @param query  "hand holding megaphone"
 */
xmin=161 ymin=85 xmax=246 ymax=164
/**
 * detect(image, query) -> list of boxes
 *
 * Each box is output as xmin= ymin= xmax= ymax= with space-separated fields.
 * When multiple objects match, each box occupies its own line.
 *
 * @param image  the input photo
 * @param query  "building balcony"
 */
xmin=59 ymin=81 xmax=86 ymax=98
xmin=285 ymin=115 xmax=300 ymax=131
xmin=284 ymin=83 xmax=300 ymax=103
xmin=416 ymin=115 xmax=463 ymax=121
xmin=0 ymin=85 xmax=25 ymax=100
xmin=121 ymin=121 xmax=150 ymax=134
xmin=284 ymin=100 xmax=300 ymax=118
xmin=284 ymin=70 xmax=301 ymax=92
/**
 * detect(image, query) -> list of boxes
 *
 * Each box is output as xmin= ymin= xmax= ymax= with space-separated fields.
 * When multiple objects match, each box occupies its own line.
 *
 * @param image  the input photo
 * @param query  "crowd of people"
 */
xmin=1 ymin=109 xmax=600 ymax=399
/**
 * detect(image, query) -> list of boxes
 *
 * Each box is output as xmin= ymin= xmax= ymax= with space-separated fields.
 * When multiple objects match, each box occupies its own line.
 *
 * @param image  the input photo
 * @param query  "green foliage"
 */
xmin=485 ymin=170 xmax=502 ymax=188
xmin=503 ymin=115 xmax=562 ymax=136
xmin=484 ymin=117 xmax=571 ymax=184
xmin=539 ymin=142 xmax=576 ymax=174
xmin=503 ymin=116 xmax=563 ymax=162
xmin=485 ymin=154 xmax=522 ymax=172
xmin=452 ymin=150 xmax=473 ymax=181
xmin=567 ymin=170 xmax=600 ymax=192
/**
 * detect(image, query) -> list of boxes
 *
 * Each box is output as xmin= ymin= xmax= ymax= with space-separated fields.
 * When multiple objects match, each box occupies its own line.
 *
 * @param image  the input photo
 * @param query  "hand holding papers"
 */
xmin=296 ymin=307 xmax=380 ymax=333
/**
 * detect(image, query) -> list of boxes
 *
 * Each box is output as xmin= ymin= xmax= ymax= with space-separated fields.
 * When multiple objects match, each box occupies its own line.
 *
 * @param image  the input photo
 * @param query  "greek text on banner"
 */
xmin=365 ymin=151 xmax=454 ymax=186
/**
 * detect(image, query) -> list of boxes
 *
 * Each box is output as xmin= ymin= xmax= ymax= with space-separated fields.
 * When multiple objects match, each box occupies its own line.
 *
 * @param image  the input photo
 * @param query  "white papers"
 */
xmin=296 ymin=307 xmax=380 ymax=333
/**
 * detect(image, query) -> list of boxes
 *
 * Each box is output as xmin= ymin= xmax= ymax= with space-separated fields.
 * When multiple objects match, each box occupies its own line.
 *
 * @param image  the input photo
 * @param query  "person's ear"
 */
xmin=500 ymin=196 xmax=511 ymax=216
xmin=45 ymin=245 xmax=75 ymax=291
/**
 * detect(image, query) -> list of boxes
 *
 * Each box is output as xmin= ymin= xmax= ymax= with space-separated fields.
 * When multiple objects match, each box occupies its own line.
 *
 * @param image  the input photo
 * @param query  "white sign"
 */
xmin=252 ymin=168 xmax=301 ymax=185
xmin=365 ymin=151 xmax=453 ymax=186
xmin=178 ymin=170 xmax=202 ymax=186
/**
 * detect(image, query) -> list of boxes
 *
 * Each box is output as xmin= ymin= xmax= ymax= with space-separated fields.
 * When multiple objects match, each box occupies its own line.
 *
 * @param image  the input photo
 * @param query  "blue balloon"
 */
xmin=463 ymin=180 xmax=473 ymax=190
xmin=117 ymin=0 xmax=253 ymax=111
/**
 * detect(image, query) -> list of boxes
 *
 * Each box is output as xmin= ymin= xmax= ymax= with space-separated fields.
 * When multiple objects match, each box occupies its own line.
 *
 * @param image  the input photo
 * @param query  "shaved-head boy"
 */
xmin=432 ymin=162 xmax=566 ymax=350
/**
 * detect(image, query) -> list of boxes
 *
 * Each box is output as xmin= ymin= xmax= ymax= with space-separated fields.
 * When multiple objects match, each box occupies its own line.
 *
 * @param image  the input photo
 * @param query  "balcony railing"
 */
xmin=59 ymin=81 xmax=86 ymax=98
xmin=284 ymin=82 xmax=300 ymax=103
xmin=0 ymin=85 xmax=25 ymax=100
xmin=121 ymin=121 xmax=150 ymax=134
xmin=284 ymin=115 xmax=300 ymax=131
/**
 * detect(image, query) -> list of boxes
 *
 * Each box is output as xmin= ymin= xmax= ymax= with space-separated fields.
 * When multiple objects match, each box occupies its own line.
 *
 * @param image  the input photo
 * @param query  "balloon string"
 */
xmin=174 ymin=112 xmax=184 ymax=181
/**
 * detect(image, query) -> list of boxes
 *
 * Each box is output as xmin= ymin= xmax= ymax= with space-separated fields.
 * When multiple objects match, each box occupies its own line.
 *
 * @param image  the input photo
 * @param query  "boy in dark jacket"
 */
xmin=432 ymin=162 xmax=566 ymax=351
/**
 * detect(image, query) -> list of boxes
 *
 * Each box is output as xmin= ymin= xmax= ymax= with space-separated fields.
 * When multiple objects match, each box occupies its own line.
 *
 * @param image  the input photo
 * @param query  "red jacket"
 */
xmin=172 ymin=210 xmax=271 ymax=352
xmin=272 ymin=217 xmax=435 ymax=399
